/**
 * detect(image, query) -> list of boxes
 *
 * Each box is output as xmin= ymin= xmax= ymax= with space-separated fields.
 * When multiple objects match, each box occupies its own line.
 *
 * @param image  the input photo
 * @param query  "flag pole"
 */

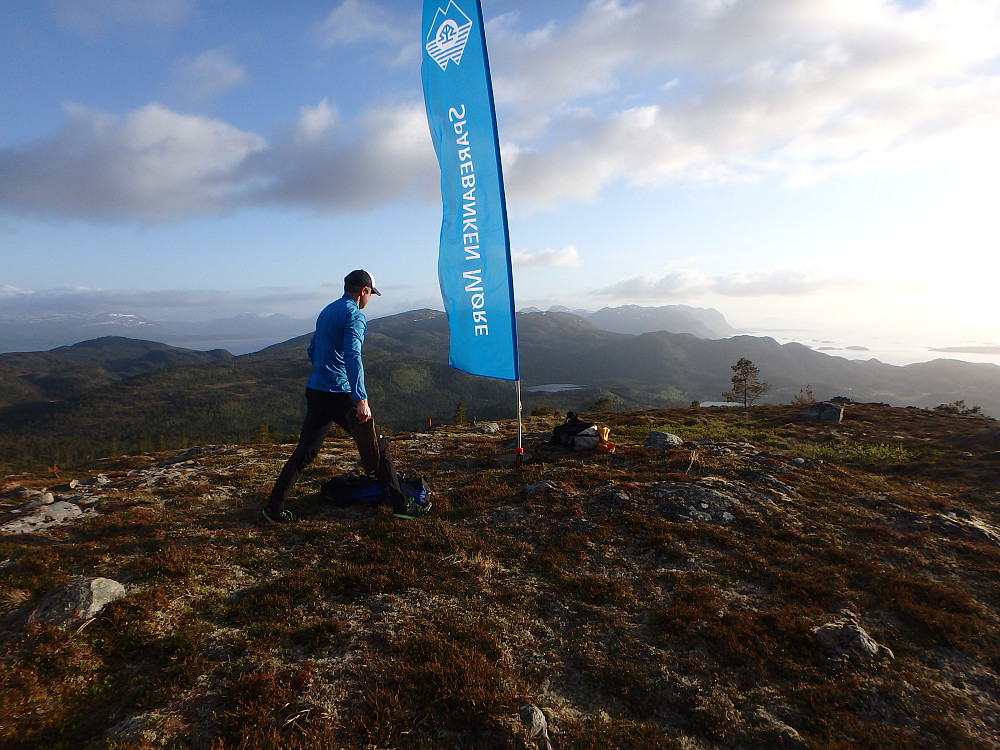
xmin=515 ymin=379 xmax=523 ymax=467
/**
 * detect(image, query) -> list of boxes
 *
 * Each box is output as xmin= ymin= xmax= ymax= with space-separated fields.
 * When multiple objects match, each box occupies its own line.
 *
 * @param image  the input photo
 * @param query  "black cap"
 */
xmin=344 ymin=269 xmax=380 ymax=295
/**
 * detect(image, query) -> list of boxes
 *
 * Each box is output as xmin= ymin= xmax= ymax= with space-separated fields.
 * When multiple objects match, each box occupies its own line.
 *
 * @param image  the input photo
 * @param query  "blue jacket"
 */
xmin=306 ymin=295 xmax=367 ymax=401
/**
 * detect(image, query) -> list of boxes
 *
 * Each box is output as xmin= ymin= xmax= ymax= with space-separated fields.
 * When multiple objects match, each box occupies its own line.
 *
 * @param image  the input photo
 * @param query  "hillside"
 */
xmin=2 ymin=404 xmax=999 ymax=748
xmin=2 ymin=310 xmax=999 ymax=473
xmin=0 ymin=337 xmax=232 ymax=409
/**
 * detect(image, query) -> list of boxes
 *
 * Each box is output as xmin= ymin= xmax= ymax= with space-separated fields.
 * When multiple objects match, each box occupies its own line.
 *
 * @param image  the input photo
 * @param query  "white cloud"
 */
xmin=0 ymin=284 xmax=322 ymax=318
xmin=712 ymin=269 xmax=863 ymax=296
xmin=5 ymin=1 xmax=999 ymax=223
xmin=0 ymin=103 xmax=265 ymax=222
xmin=595 ymin=268 xmax=865 ymax=300
xmin=594 ymin=269 xmax=714 ymax=299
xmin=243 ymin=101 xmax=436 ymax=212
xmin=314 ymin=0 xmax=409 ymax=47
xmin=491 ymin=0 xmax=1000 ymax=207
xmin=0 ymin=285 xmax=32 ymax=300
xmin=512 ymin=245 xmax=581 ymax=268
xmin=293 ymin=100 xmax=340 ymax=144
xmin=53 ymin=0 xmax=194 ymax=37
xmin=0 ymin=99 xmax=437 ymax=221
xmin=168 ymin=49 xmax=247 ymax=104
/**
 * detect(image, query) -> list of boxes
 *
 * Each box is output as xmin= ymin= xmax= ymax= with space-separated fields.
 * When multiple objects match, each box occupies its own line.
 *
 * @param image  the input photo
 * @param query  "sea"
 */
xmin=167 ymin=328 xmax=1000 ymax=368
xmin=742 ymin=328 xmax=1000 ymax=368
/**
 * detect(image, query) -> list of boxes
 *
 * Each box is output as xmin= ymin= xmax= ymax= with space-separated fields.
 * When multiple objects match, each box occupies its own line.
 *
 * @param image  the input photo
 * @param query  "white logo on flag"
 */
xmin=426 ymin=1 xmax=473 ymax=71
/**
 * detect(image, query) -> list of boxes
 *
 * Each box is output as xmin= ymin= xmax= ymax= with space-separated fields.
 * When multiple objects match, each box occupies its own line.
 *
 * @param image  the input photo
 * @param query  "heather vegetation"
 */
xmin=2 ymin=404 xmax=1000 ymax=749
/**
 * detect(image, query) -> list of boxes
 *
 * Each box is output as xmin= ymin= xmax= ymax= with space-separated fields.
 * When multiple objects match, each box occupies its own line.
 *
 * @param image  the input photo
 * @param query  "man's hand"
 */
xmin=355 ymin=398 xmax=372 ymax=423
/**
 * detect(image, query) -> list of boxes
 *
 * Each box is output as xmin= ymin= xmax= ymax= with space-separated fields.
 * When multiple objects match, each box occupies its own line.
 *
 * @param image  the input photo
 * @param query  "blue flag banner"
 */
xmin=421 ymin=0 xmax=519 ymax=381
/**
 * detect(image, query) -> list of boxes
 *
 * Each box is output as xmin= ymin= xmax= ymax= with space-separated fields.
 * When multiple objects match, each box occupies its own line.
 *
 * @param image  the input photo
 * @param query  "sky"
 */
xmin=2 ymin=0 xmax=999 ymax=364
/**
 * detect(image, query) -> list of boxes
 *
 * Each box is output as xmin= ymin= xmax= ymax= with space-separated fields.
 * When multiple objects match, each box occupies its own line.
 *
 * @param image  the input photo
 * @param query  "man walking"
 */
xmin=261 ymin=269 xmax=430 ymax=522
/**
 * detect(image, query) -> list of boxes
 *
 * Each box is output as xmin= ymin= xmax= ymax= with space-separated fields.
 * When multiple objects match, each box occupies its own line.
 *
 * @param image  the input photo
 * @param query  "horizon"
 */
xmin=3 ymin=302 xmax=999 ymax=369
xmin=2 ymin=1 xmax=999 ymax=359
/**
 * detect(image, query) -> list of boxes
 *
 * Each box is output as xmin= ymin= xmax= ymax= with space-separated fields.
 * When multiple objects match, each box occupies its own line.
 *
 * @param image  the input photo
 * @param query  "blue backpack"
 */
xmin=321 ymin=472 xmax=430 ymax=507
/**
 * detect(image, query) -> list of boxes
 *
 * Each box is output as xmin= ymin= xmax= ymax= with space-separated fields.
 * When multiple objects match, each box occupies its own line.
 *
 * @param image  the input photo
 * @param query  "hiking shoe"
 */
xmin=392 ymin=498 xmax=432 ymax=520
xmin=259 ymin=508 xmax=297 ymax=524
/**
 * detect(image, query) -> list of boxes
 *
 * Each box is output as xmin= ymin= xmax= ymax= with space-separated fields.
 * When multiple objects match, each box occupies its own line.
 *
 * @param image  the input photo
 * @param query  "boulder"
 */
xmin=29 ymin=577 xmax=127 ymax=627
xmin=803 ymin=402 xmax=844 ymax=423
xmin=644 ymin=431 xmax=684 ymax=450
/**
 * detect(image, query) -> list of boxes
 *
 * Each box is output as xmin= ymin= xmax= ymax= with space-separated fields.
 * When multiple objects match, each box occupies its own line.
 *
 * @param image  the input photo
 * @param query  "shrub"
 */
xmin=935 ymin=400 xmax=982 ymax=416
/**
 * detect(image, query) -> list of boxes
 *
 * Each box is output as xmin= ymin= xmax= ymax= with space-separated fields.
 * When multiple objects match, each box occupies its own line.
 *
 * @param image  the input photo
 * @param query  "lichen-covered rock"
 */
xmin=1 ymin=500 xmax=83 ymax=534
xmin=649 ymin=481 xmax=741 ymax=524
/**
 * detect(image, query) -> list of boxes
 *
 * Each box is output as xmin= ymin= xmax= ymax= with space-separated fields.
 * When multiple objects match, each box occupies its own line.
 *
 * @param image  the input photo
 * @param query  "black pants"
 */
xmin=267 ymin=389 xmax=403 ymax=513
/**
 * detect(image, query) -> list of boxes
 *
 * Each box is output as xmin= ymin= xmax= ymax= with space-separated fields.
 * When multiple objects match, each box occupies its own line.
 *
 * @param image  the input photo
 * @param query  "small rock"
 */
xmin=524 ymin=481 xmax=557 ymax=498
xmin=477 ymin=423 xmax=501 ymax=433
xmin=813 ymin=611 xmax=893 ymax=662
xmin=519 ymin=704 xmax=553 ymax=750
xmin=21 ymin=492 xmax=56 ymax=512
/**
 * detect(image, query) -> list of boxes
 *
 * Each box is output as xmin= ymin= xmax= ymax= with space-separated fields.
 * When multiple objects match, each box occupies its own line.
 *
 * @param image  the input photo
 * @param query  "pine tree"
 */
xmin=723 ymin=358 xmax=770 ymax=408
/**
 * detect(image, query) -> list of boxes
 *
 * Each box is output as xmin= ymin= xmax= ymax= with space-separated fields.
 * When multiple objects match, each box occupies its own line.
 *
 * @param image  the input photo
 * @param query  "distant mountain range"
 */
xmin=380 ymin=310 xmax=998 ymax=411
xmin=0 ymin=304 xmax=734 ymax=354
xmin=580 ymin=304 xmax=735 ymax=338
xmin=0 ymin=311 xmax=314 ymax=354
xmin=1 ymin=307 xmax=998 ymax=472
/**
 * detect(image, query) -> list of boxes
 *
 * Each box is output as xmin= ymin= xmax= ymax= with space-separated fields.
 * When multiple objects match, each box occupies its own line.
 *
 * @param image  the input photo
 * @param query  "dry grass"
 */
xmin=2 ymin=404 xmax=1000 ymax=748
